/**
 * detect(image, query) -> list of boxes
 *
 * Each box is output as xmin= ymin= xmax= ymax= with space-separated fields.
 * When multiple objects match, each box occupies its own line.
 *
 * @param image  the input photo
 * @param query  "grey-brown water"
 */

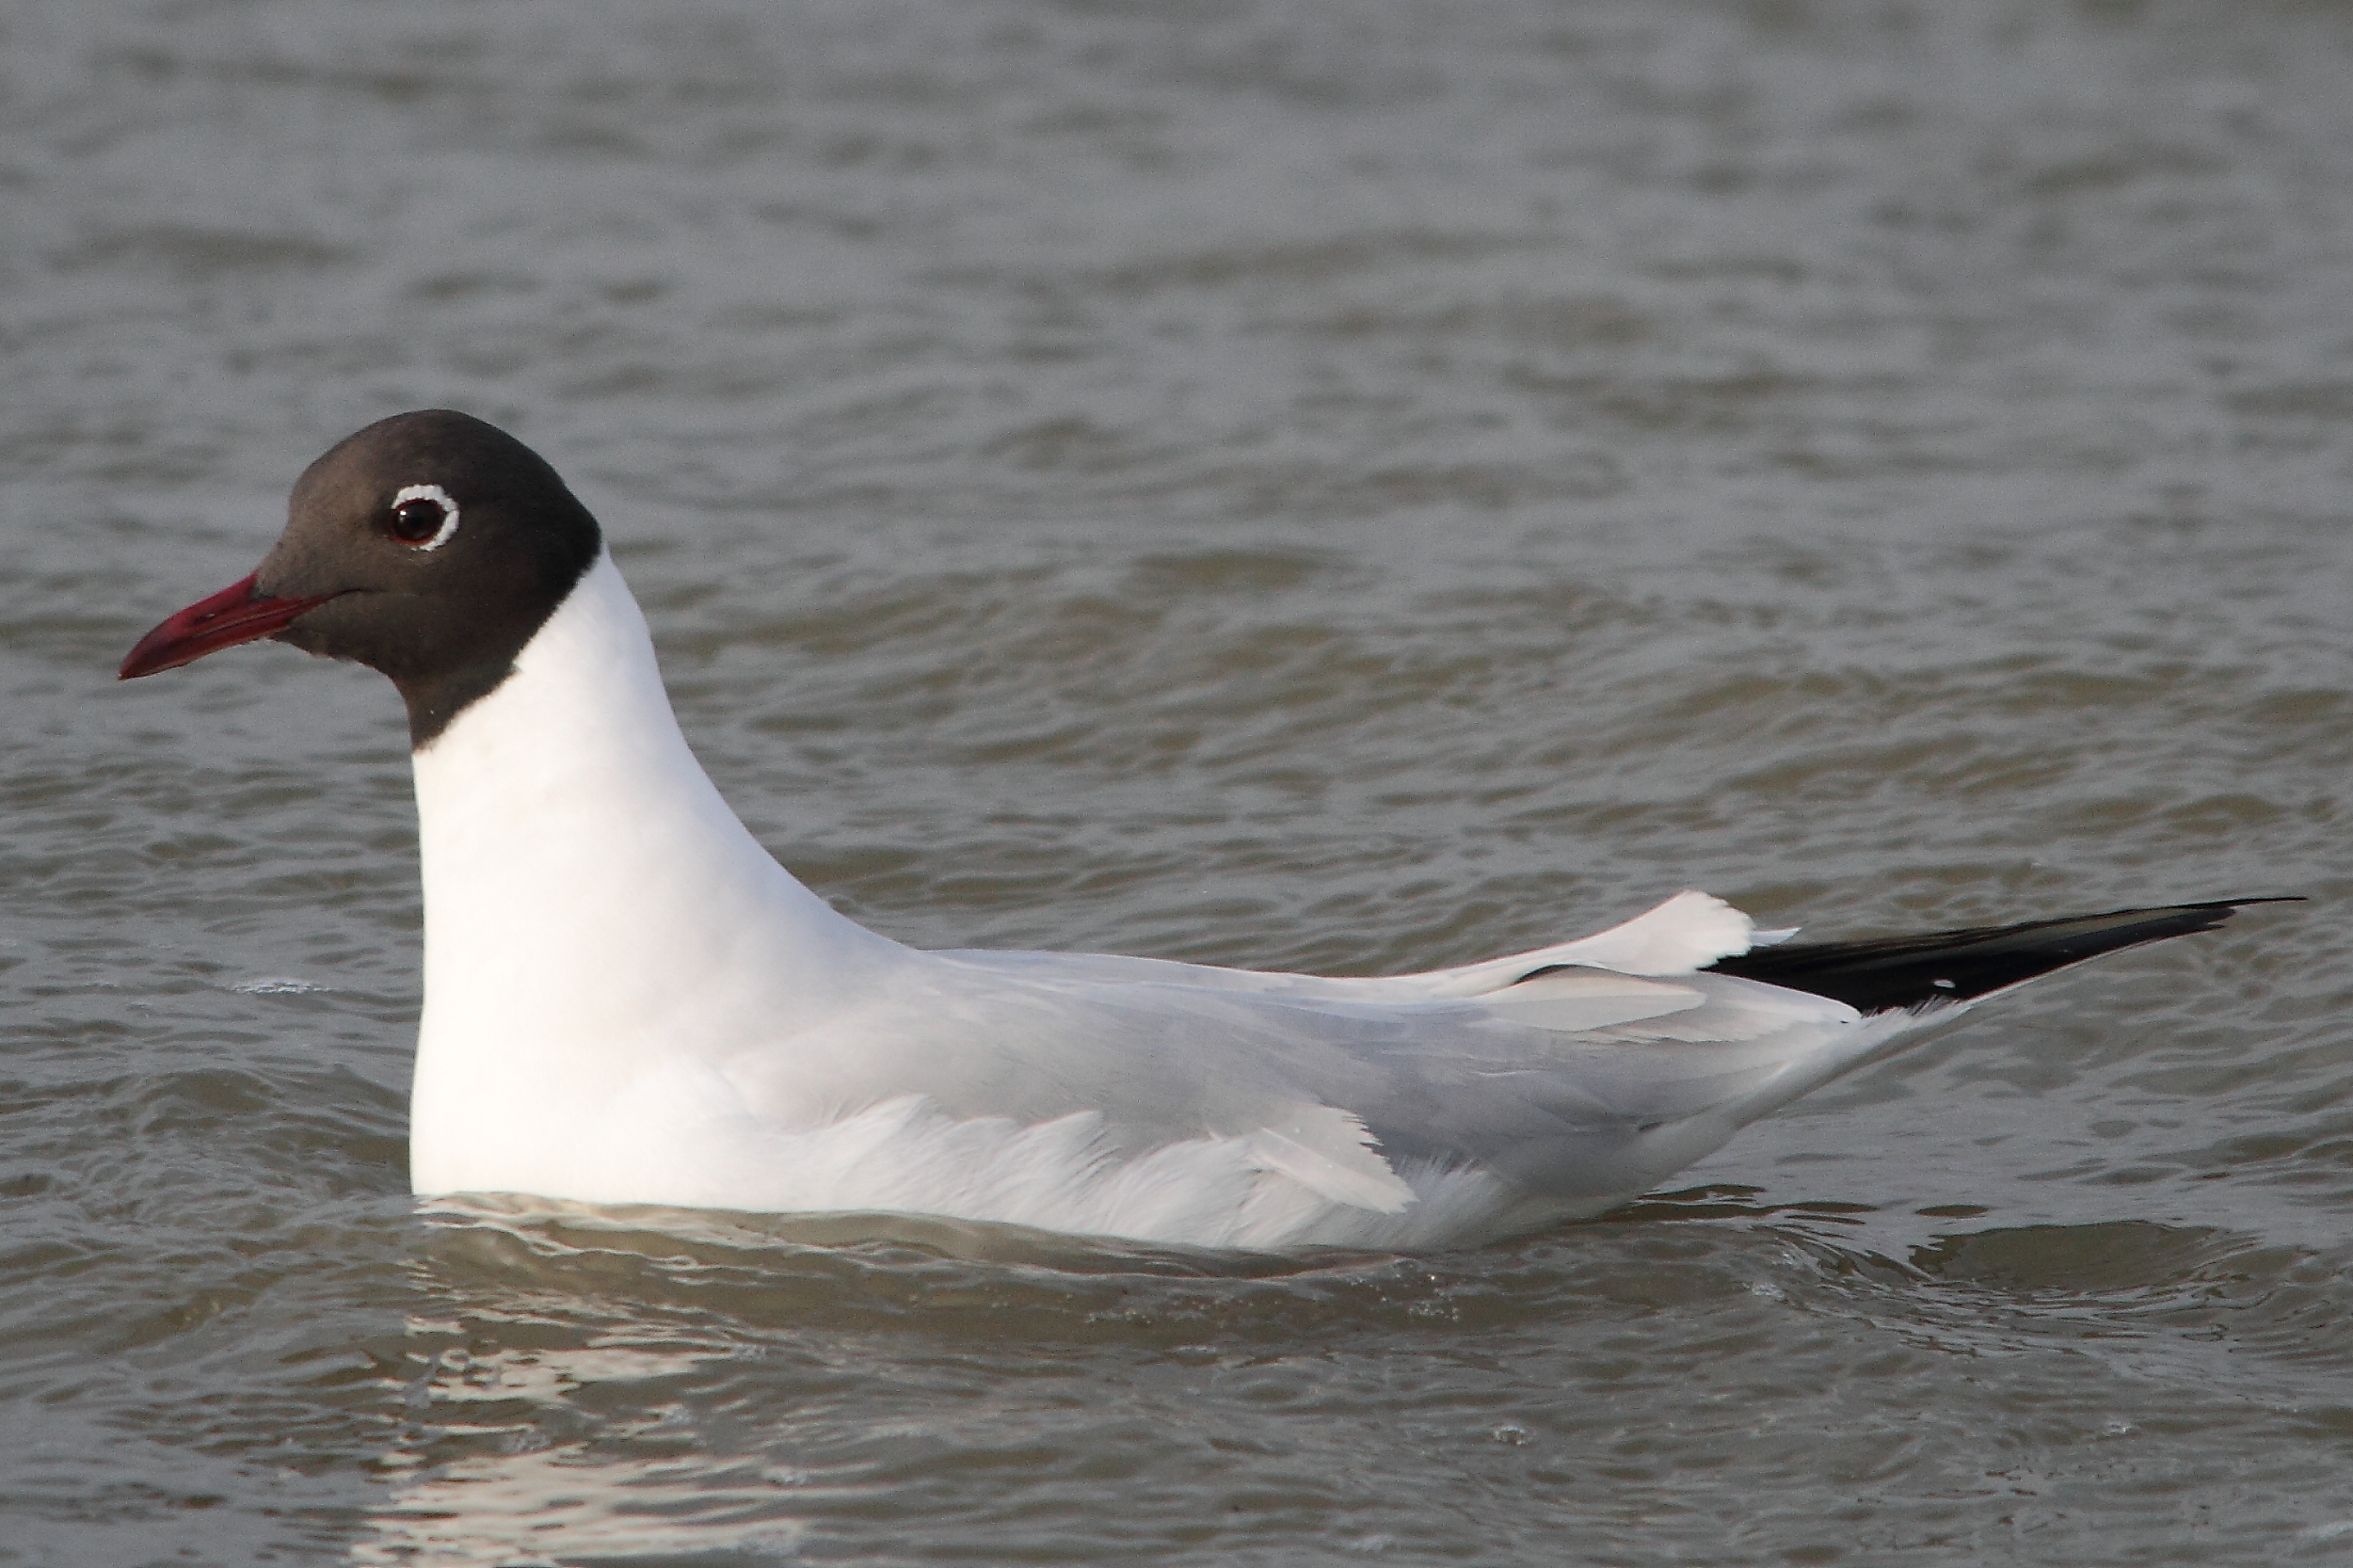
xmin=7 ymin=0 xmax=2353 ymax=1560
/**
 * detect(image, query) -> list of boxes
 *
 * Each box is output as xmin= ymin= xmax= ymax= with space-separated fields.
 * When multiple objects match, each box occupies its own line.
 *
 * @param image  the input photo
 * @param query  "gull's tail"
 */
xmin=1705 ymin=898 xmax=2297 ymax=1015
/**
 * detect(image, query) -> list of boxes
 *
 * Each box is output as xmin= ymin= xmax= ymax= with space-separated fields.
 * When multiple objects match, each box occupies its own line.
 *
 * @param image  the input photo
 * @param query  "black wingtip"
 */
xmin=1703 ymin=896 xmax=2300 ymax=1015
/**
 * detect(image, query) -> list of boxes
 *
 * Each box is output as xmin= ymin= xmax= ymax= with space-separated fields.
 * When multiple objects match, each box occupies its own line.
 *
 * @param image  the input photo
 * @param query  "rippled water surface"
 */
xmin=8 ymin=0 xmax=2353 ymax=1560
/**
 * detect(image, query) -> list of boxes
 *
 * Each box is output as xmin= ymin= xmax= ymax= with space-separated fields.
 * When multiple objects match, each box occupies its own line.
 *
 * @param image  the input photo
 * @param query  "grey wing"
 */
xmin=862 ymin=956 xmax=1878 ymax=1208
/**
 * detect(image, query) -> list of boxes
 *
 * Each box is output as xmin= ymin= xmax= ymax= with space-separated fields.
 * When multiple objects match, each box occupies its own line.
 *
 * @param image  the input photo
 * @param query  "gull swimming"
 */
xmin=120 ymin=410 xmax=2280 ymax=1250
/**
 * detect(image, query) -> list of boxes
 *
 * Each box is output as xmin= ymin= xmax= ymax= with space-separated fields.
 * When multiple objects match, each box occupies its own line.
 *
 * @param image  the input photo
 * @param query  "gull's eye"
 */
xmin=387 ymin=483 xmax=461 ymax=551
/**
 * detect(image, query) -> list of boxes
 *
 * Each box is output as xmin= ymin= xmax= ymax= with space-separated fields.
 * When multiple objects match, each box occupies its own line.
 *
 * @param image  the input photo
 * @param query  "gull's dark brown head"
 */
xmin=120 ymin=410 xmax=602 ymax=746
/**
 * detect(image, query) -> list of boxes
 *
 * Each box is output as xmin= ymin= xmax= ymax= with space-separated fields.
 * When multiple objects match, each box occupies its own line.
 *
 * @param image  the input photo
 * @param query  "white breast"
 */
xmin=407 ymin=552 xmax=914 ymax=1197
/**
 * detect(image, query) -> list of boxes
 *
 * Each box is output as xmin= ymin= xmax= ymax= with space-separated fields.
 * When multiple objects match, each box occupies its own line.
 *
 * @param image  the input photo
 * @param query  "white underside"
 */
xmin=407 ymin=551 xmax=1959 ymax=1252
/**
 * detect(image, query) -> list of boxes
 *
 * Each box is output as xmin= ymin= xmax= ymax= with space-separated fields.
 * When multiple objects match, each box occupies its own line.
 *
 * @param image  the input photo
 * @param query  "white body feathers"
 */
xmin=408 ymin=552 xmax=1942 ymax=1251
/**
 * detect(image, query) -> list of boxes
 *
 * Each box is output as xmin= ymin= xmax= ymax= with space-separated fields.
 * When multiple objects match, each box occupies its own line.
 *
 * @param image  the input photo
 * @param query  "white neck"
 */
xmin=406 ymin=551 xmax=905 ymax=1188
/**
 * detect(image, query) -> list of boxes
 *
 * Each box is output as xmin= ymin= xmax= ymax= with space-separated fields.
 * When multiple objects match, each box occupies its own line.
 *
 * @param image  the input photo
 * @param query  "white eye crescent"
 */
xmin=388 ymin=483 xmax=461 ymax=552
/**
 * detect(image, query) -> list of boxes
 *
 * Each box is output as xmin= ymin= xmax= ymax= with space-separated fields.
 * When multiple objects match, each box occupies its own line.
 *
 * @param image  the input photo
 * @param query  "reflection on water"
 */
xmin=360 ymin=1444 xmax=808 ymax=1567
xmin=358 ymin=1310 xmax=802 ymax=1568
xmin=342 ymin=1198 xmax=2353 ymax=1562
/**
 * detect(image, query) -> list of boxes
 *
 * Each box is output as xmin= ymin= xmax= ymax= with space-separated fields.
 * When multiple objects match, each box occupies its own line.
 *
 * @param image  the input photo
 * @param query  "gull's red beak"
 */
xmin=119 ymin=574 xmax=340 ymax=680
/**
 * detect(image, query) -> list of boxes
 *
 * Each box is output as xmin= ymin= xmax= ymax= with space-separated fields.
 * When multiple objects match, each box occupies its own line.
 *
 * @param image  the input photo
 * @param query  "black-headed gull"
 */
xmin=120 ymin=410 xmax=2281 ymax=1250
